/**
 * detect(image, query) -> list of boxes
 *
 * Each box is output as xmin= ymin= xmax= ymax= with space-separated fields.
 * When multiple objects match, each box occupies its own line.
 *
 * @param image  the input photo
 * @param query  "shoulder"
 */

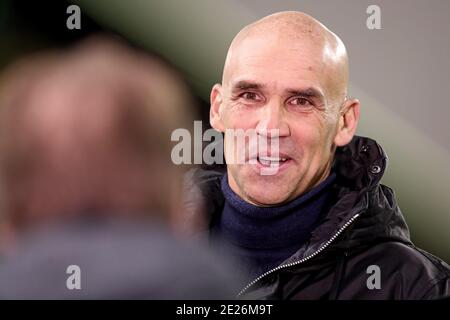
xmin=184 ymin=166 xmax=225 ymax=204
xmin=185 ymin=166 xmax=225 ymax=186
xmin=180 ymin=167 xmax=225 ymax=234
xmin=352 ymin=241 xmax=450 ymax=299
xmin=0 ymin=224 xmax=239 ymax=299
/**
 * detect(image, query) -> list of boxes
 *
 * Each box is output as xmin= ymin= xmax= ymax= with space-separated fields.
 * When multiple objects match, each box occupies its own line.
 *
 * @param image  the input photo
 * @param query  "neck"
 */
xmin=214 ymin=172 xmax=336 ymax=280
xmin=218 ymin=172 xmax=336 ymax=248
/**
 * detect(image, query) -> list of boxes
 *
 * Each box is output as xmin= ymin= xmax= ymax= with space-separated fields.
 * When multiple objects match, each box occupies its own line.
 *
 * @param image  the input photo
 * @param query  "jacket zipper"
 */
xmin=237 ymin=212 xmax=361 ymax=297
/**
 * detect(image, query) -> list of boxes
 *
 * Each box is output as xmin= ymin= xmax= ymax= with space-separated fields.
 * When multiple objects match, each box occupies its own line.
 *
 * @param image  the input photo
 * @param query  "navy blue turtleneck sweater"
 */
xmin=213 ymin=173 xmax=336 ymax=283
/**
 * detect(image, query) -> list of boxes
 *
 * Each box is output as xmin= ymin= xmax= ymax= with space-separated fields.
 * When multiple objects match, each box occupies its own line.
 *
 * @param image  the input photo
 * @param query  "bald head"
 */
xmin=223 ymin=11 xmax=349 ymax=104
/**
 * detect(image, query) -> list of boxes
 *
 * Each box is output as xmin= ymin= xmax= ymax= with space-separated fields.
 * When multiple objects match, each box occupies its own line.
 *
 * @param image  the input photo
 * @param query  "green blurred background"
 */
xmin=1 ymin=0 xmax=449 ymax=262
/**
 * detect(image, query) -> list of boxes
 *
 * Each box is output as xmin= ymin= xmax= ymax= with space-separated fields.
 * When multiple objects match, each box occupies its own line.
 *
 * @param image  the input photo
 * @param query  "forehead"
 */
xmin=224 ymin=34 xmax=329 ymax=92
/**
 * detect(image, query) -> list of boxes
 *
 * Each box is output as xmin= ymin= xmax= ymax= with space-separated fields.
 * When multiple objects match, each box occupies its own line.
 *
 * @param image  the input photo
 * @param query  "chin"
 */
xmin=244 ymin=184 xmax=292 ymax=207
xmin=230 ymin=165 xmax=300 ymax=206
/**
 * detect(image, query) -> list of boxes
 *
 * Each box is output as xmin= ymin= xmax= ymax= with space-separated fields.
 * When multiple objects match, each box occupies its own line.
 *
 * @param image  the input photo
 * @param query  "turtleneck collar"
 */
xmin=218 ymin=172 xmax=337 ymax=250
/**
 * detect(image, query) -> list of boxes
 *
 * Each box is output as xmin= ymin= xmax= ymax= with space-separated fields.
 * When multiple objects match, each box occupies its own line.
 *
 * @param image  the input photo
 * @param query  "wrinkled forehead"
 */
xmin=225 ymin=33 xmax=322 ymax=81
xmin=222 ymin=31 xmax=347 ymax=102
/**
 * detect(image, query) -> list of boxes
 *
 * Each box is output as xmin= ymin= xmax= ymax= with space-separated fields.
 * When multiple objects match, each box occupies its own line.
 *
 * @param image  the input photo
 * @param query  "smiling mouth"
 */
xmin=257 ymin=156 xmax=291 ymax=167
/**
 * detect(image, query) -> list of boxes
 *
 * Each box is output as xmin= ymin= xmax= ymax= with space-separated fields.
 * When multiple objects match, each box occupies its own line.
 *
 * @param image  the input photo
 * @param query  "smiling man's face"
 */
xmin=210 ymin=12 xmax=359 ymax=206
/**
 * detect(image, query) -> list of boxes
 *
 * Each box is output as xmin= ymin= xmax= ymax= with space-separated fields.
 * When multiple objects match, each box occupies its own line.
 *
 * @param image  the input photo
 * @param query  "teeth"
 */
xmin=259 ymin=158 xmax=271 ymax=166
xmin=258 ymin=156 xmax=288 ymax=164
xmin=260 ymin=157 xmax=278 ymax=162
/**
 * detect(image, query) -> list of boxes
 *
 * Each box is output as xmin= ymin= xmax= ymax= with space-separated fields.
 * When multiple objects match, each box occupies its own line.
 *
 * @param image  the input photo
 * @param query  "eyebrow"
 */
xmin=285 ymin=88 xmax=325 ymax=101
xmin=231 ymin=80 xmax=265 ymax=91
xmin=231 ymin=80 xmax=325 ymax=101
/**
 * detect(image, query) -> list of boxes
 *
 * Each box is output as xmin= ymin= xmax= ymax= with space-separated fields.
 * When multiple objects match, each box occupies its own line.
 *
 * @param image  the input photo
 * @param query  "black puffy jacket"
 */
xmin=183 ymin=136 xmax=450 ymax=299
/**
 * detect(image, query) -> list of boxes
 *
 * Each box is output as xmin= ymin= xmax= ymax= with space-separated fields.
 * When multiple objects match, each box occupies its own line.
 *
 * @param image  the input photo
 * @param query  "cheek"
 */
xmin=222 ymin=108 xmax=243 ymax=156
xmin=221 ymin=103 xmax=259 ymax=130
xmin=290 ymin=116 xmax=335 ymax=159
xmin=291 ymin=117 xmax=322 ymax=143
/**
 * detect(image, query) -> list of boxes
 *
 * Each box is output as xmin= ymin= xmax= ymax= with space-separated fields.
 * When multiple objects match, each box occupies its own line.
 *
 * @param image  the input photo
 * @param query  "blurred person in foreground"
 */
xmin=183 ymin=11 xmax=450 ymax=299
xmin=0 ymin=36 xmax=239 ymax=299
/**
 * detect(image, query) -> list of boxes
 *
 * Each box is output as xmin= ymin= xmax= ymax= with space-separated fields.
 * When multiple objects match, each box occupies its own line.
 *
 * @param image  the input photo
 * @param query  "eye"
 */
xmin=289 ymin=97 xmax=313 ymax=107
xmin=240 ymin=92 xmax=261 ymax=101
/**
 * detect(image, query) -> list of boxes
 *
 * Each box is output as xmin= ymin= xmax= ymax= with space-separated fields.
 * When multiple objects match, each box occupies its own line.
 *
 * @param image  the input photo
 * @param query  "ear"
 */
xmin=210 ymin=83 xmax=225 ymax=132
xmin=334 ymin=98 xmax=360 ymax=147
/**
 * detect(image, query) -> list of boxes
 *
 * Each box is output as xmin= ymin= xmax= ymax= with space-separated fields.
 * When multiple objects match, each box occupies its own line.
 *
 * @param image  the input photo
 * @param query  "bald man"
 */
xmin=183 ymin=12 xmax=450 ymax=299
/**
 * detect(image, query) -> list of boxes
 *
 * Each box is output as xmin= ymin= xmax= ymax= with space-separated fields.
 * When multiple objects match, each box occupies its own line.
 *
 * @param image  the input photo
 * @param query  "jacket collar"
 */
xmin=183 ymin=136 xmax=410 ymax=253
xmin=279 ymin=136 xmax=410 ymax=266
xmin=333 ymin=135 xmax=388 ymax=191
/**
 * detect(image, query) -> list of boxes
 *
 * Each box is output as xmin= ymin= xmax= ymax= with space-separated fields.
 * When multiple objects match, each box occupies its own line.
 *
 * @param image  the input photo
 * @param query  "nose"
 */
xmin=255 ymin=101 xmax=290 ymax=138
